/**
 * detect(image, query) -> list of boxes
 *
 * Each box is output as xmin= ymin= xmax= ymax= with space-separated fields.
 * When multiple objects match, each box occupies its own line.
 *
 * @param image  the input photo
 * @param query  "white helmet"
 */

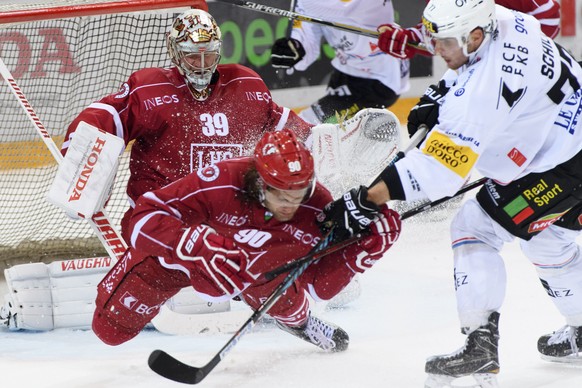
xmin=422 ymin=0 xmax=497 ymax=56
xmin=167 ymin=9 xmax=222 ymax=100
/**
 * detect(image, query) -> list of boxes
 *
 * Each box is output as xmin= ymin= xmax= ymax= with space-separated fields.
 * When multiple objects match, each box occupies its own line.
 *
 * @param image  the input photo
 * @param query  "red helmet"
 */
xmin=254 ymin=129 xmax=314 ymax=191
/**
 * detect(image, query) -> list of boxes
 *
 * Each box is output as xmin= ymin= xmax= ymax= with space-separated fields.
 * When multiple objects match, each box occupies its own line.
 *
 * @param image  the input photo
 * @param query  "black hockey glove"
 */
xmin=407 ymin=80 xmax=449 ymax=139
xmin=271 ymin=38 xmax=306 ymax=69
xmin=317 ymin=186 xmax=380 ymax=243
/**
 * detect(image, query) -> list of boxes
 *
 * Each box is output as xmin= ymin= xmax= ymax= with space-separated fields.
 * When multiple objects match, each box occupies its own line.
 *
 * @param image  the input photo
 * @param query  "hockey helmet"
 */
xmin=167 ymin=9 xmax=222 ymax=100
xmin=422 ymin=0 xmax=497 ymax=56
xmin=254 ymin=129 xmax=315 ymax=195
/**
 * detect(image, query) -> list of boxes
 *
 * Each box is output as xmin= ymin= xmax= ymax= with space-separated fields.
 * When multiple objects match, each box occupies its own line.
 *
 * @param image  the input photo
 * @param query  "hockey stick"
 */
xmin=216 ymin=0 xmax=428 ymax=51
xmin=147 ymin=126 xmax=431 ymax=384
xmin=399 ymin=177 xmax=487 ymax=219
xmin=0 ymin=58 xmax=127 ymax=261
xmin=263 ymin=177 xmax=486 ymax=281
xmin=148 ymin=229 xmax=354 ymax=384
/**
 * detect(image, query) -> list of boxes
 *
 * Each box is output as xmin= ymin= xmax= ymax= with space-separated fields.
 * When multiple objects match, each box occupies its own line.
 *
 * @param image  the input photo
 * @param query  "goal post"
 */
xmin=0 ymin=0 xmax=207 ymax=269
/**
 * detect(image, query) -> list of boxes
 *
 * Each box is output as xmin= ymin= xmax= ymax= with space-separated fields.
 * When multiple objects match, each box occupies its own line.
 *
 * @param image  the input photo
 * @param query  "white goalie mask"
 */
xmin=422 ymin=0 xmax=497 ymax=57
xmin=167 ymin=9 xmax=222 ymax=100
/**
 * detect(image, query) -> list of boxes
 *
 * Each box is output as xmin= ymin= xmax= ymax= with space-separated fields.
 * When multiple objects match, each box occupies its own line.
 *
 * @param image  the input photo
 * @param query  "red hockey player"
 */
xmin=61 ymin=8 xmax=311 ymax=242
xmin=377 ymin=0 xmax=561 ymax=60
xmin=91 ymin=129 xmax=401 ymax=349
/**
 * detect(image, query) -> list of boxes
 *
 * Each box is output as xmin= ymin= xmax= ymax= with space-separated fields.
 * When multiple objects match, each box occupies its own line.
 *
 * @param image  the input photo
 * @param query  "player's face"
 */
xmin=263 ymin=187 xmax=308 ymax=222
xmin=433 ymin=38 xmax=467 ymax=70
xmin=181 ymin=51 xmax=220 ymax=74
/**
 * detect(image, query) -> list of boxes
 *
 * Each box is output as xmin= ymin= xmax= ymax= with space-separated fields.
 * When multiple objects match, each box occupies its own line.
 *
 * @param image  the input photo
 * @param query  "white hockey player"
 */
xmin=319 ymin=0 xmax=582 ymax=386
xmin=270 ymin=0 xmax=409 ymax=124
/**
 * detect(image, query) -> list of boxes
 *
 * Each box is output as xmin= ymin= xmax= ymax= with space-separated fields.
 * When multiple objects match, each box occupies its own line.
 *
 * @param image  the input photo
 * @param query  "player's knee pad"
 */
xmin=533 ymin=248 xmax=582 ymax=325
xmin=521 ymin=225 xmax=581 ymax=274
xmin=451 ymin=199 xmax=514 ymax=251
xmin=93 ymin=251 xmax=188 ymax=345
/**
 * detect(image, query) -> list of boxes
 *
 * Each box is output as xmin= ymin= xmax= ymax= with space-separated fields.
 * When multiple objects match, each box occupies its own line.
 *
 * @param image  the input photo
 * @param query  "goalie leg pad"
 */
xmin=93 ymin=249 xmax=189 ymax=345
xmin=2 ymin=258 xmax=114 ymax=331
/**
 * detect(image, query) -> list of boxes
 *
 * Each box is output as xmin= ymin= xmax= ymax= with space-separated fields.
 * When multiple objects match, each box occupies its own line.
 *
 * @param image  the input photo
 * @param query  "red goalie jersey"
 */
xmin=62 ymin=64 xmax=310 ymax=239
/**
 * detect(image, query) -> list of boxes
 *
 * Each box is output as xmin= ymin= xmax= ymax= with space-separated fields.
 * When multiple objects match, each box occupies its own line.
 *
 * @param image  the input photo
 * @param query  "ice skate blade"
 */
xmin=540 ymin=354 xmax=582 ymax=365
xmin=425 ymin=373 xmax=499 ymax=388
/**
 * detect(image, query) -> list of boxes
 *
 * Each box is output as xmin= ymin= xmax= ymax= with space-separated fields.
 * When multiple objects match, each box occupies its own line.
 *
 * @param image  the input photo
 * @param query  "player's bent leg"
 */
xmin=451 ymin=199 xmax=513 ymax=332
xmin=241 ymin=280 xmax=349 ymax=352
xmin=92 ymin=249 xmax=189 ymax=345
xmin=521 ymin=225 xmax=582 ymax=361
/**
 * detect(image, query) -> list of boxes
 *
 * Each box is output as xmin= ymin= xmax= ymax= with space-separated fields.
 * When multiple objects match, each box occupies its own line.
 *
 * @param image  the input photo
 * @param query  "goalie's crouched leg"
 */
xmin=92 ymin=248 xmax=189 ymax=345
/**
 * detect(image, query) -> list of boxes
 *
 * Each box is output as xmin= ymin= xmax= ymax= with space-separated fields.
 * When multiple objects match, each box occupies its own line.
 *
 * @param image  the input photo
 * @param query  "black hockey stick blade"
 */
xmin=149 ymin=349 xmax=216 ymax=384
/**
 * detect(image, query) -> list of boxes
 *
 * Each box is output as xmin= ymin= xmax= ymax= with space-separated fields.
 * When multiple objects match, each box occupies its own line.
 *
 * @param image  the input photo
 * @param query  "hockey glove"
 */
xmin=174 ymin=225 xmax=254 ymax=298
xmin=342 ymin=205 xmax=401 ymax=273
xmin=407 ymin=80 xmax=449 ymax=139
xmin=377 ymin=23 xmax=423 ymax=60
xmin=318 ymin=185 xmax=380 ymax=243
xmin=271 ymin=38 xmax=306 ymax=69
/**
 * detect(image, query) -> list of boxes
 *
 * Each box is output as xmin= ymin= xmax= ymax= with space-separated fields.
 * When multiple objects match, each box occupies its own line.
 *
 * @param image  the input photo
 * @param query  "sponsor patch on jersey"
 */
xmin=197 ymin=164 xmax=220 ymax=182
xmin=421 ymin=131 xmax=477 ymax=178
xmin=507 ymin=147 xmax=527 ymax=166
xmin=527 ymin=210 xmax=570 ymax=234
xmin=191 ymin=143 xmax=243 ymax=172
xmin=115 ymin=83 xmax=130 ymax=99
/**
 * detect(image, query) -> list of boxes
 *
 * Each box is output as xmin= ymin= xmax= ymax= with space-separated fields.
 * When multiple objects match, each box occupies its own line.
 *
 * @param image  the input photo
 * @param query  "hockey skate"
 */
xmin=276 ymin=313 xmax=349 ymax=352
xmin=538 ymin=325 xmax=582 ymax=363
xmin=424 ymin=312 xmax=500 ymax=388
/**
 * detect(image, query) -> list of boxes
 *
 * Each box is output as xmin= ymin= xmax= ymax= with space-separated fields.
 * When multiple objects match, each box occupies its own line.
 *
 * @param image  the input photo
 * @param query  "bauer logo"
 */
xmin=422 ymin=132 xmax=477 ymax=178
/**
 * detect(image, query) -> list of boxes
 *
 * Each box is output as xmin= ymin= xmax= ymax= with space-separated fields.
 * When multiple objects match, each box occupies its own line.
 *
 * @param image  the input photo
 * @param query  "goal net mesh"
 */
xmin=0 ymin=2 xmax=200 ymax=268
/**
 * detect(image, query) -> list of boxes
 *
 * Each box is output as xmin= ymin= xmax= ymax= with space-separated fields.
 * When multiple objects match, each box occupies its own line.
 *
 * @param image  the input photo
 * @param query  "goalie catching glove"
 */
xmin=341 ymin=205 xmax=401 ymax=272
xmin=271 ymin=38 xmax=306 ymax=69
xmin=318 ymin=185 xmax=381 ymax=243
xmin=174 ymin=225 xmax=254 ymax=299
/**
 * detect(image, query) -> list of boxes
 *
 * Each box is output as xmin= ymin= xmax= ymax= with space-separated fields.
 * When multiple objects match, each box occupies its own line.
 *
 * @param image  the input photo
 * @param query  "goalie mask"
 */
xmin=254 ymin=129 xmax=315 ymax=209
xmin=422 ymin=0 xmax=497 ymax=58
xmin=167 ymin=9 xmax=222 ymax=101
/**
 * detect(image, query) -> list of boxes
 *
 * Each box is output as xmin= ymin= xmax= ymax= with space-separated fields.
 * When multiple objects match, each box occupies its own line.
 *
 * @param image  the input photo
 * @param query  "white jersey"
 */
xmin=396 ymin=6 xmax=582 ymax=201
xmin=290 ymin=0 xmax=410 ymax=94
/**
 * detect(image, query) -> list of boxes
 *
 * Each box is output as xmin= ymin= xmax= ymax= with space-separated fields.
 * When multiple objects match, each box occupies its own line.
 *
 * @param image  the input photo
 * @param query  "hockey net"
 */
xmin=0 ymin=0 xmax=206 ymax=268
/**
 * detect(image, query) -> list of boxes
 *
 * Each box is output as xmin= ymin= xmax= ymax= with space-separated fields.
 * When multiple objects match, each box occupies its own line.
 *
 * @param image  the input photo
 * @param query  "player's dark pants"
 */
xmin=308 ymin=70 xmax=399 ymax=124
xmin=477 ymin=149 xmax=582 ymax=240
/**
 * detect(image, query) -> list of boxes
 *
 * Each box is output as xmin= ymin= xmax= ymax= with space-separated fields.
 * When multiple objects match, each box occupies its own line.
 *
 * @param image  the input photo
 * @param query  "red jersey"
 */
xmin=63 ymin=64 xmax=311 ymax=214
xmin=128 ymin=157 xmax=333 ymax=276
xmin=419 ymin=0 xmax=560 ymax=38
xmin=496 ymin=0 xmax=560 ymax=38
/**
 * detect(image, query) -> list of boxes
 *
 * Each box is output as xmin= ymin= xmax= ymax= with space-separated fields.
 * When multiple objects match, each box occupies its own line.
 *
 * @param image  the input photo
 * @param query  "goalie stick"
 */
xmin=147 ymin=124 xmax=430 ymax=385
xmin=0 ymin=58 xmax=127 ymax=261
xmin=216 ymin=0 xmax=428 ymax=51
